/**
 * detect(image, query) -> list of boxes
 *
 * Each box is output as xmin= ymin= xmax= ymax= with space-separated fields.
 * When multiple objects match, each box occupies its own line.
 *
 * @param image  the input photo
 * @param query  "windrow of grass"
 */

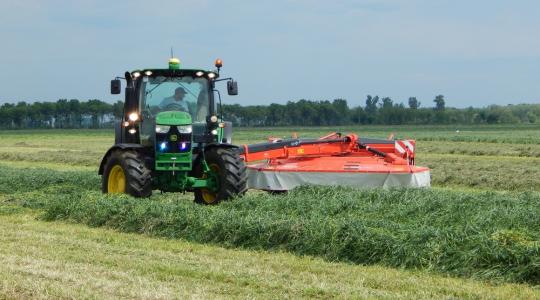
xmin=0 ymin=164 xmax=97 ymax=196
xmin=421 ymin=141 xmax=540 ymax=158
xmin=4 ymin=214 xmax=538 ymax=299
xmin=40 ymin=188 xmax=540 ymax=284
xmin=420 ymin=154 xmax=540 ymax=191
xmin=1 ymin=165 xmax=538 ymax=284
xmin=2 ymin=151 xmax=539 ymax=193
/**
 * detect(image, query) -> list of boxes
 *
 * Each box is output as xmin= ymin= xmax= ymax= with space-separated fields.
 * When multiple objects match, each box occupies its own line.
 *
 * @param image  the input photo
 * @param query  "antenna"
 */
xmin=170 ymin=47 xmax=174 ymax=58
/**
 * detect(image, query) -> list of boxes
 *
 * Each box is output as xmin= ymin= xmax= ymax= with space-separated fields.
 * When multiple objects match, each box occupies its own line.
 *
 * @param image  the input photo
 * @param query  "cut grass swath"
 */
xmin=1 ymin=164 xmax=539 ymax=284
xmin=34 ymin=187 xmax=540 ymax=284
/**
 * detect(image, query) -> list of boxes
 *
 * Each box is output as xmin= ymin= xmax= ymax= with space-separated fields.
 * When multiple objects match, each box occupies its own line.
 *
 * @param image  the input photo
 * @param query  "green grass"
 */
xmin=421 ymin=141 xmax=540 ymax=157
xmin=2 ymin=125 xmax=540 ymax=191
xmin=3 ymin=212 xmax=538 ymax=299
xmin=232 ymin=124 xmax=540 ymax=144
xmin=1 ymin=164 xmax=539 ymax=284
xmin=1 ymin=124 xmax=540 ymax=297
xmin=420 ymin=154 xmax=540 ymax=191
xmin=38 ymin=189 xmax=540 ymax=284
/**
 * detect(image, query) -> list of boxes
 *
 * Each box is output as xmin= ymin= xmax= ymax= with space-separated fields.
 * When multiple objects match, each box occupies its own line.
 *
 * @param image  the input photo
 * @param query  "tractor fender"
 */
xmin=98 ymin=143 xmax=145 ymax=175
xmin=203 ymin=142 xmax=239 ymax=152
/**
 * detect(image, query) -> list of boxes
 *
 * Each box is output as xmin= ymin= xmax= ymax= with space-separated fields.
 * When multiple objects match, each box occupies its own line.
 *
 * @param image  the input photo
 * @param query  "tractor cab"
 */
xmin=100 ymin=57 xmax=246 ymax=204
xmin=110 ymin=58 xmax=237 ymax=147
xmin=137 ymin=69 xmax=216 ymax=148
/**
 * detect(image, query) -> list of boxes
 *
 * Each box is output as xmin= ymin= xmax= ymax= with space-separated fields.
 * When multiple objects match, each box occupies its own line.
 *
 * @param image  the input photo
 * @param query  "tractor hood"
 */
xmin=156 ymin=111 xmax=192 ymax=126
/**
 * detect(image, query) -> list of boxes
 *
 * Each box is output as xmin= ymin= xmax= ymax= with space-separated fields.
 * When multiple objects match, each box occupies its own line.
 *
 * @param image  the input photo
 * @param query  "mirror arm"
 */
xmin=214 ymin=77 xmax=233 ymax=82
xmin=124 ymin=71 xmax=133 ymax=88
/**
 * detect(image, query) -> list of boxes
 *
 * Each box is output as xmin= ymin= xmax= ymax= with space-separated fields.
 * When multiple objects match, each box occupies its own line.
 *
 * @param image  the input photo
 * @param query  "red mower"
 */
xmin=239 ymin=132 xmax=430 ymax=191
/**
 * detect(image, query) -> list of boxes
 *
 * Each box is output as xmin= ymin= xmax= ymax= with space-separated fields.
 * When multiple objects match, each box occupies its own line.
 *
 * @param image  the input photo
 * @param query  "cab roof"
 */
xmin=130 ymin=68 xmax=218 ymax=79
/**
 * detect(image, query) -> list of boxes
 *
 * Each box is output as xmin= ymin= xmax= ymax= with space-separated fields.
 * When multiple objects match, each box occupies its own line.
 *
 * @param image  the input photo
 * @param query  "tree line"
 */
xmin=0 ymin=95 xmax=538 ymax=129
xmin=0 ymin=99 xmax=123 ymax=129
xmin=222 ymin=95 xmax=539 ymax=126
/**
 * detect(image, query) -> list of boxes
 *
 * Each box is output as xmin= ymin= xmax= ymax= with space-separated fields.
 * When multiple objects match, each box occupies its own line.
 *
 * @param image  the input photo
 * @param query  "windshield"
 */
xmin=140 ymin=76 xmax=210 ymax=123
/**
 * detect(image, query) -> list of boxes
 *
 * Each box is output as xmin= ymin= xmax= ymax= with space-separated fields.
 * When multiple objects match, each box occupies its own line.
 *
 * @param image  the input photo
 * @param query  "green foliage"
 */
xmin=223 ymin=99 xmax=540 ymax=127
xmin=3 ymin=97 xmax=540 ymax=129
xmin=0 ymin=99 xmax=123 ymax=129
xmin=408 ymin=97 xmax=420 ymax=109
xmin=433 ymin=95 xmax=445 ymax=111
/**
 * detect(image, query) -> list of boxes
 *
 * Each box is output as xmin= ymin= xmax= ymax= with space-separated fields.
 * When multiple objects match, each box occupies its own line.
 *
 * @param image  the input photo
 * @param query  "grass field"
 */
xmin=1 ymin=124 xmax=539 ymax=298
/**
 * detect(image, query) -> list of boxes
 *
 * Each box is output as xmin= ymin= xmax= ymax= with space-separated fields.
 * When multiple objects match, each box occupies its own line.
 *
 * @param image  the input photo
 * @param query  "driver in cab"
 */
xmin=159 ymin=87 xmax=190 ymax=112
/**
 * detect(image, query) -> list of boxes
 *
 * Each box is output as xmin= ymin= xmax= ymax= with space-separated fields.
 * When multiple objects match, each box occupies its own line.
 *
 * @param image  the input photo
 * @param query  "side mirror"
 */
xmin=111 ymin=79 xmax=121 ymax=94
xmin=227 ymin=80 xmax=238 ymax=96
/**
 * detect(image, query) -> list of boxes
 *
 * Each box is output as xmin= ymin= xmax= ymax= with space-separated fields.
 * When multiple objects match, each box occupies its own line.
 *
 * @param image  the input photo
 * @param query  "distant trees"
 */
xmin=221 ymin=96 xmax=540 ymax=127
xmin=433 ymin=95 xmax=445 ymax=111
xmin=364 ymin=95 xmax=379 ymax=124
xmin=365 ymin=95 xmax=379 ymax=114
xmin=0 ymin=99 xmax=122 ymax=129
xmin=408 ymin=97 xmax=420 ymax=109
xmin=0 ymin=95 xmax=539 ymax=129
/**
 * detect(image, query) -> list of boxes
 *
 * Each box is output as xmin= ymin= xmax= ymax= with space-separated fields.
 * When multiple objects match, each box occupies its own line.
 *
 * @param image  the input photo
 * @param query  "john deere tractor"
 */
xmin=98 ymin=58 xmax=247 ymax=204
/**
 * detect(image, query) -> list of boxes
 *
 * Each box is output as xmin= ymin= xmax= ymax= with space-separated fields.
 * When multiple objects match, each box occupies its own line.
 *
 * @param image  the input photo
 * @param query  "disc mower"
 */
xmin=99 ymin=57 xmax=430 ymax=204
xmin=240 ymin=133 xmax=430 ymax=191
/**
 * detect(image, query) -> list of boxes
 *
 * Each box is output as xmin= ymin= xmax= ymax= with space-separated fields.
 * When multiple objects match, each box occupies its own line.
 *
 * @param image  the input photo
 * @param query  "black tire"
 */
xmin=101 ymin=150 xmax=152 ymax=197
xmin=194 ymin=147 xmax=248 ymax=204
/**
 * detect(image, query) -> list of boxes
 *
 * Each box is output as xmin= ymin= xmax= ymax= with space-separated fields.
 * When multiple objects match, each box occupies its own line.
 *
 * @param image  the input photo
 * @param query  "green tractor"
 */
xmin=98 ymin=58 xmax=248 ymax=204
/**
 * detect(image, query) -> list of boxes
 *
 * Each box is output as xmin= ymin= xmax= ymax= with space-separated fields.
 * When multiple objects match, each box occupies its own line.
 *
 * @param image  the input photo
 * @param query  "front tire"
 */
xmin=194 ymin=147 xmax=248 ymax=204
xmin=101 ymin=150 xmax=152 ymax=197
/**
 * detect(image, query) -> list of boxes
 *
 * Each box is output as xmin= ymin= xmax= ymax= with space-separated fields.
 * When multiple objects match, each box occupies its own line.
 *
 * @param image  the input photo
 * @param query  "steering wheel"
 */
xmin=164 ymin=103 xmax=188 ymax=112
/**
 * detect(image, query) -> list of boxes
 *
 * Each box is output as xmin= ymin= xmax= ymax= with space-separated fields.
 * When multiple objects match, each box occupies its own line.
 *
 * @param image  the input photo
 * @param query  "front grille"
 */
xmin=155 ymin=126 xmax=192 ymax=154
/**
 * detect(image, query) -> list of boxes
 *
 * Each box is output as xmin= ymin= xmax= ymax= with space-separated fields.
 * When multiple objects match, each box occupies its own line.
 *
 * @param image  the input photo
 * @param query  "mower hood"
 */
xmin=156 ymin=111 xmax=192 ymax=126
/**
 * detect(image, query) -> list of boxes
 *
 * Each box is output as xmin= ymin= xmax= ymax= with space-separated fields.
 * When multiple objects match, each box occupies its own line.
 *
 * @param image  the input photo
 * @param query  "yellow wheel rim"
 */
xmin=107 ymin=165 xmax=126 ymax=193
xmin=201 ymin=163 xmax=220 ymax=204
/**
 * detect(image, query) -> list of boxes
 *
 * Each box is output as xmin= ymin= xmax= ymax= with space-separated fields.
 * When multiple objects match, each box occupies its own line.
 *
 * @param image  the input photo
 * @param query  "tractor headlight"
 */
xmin=207 ymin=72 xmax=216 ymax=79
xmin=159 ymin=142 xmax=168 ymax=151
xmin=128 ymin=112 xmax=139 ymax=122
xmin=178 ymin=125 xmax=193 ymax=134
xmin=155 ymin=125 xmax=171 ymax=133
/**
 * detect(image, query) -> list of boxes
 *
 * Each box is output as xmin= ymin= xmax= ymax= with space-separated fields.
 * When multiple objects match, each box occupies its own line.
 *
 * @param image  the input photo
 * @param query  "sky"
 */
xmin=0 ymin=0 xmax=539 ymax=108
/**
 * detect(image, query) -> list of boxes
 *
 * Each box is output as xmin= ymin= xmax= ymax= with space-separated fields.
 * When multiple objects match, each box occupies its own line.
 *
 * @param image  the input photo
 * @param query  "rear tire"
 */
xmin=194 ymin=147 xmax=248 ymax=204
xmin=102 ymin=150 xmax=152 ymax=197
